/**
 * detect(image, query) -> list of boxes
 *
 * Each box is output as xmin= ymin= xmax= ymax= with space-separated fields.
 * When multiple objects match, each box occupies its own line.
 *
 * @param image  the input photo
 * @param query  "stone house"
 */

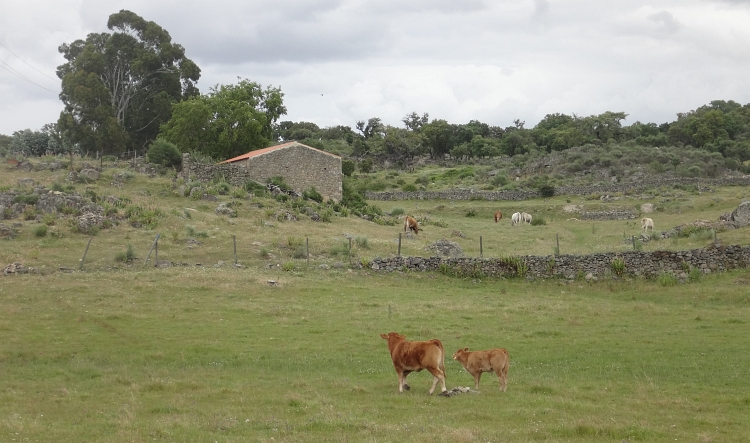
xmin=182 ymin=142 xmax=342 ymax=201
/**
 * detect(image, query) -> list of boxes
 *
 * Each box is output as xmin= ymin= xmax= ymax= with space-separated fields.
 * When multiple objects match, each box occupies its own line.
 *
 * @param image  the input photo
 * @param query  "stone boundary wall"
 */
xmin=580 ymin=211 xmax=637 ymax=221
xmin=366 ymin=176 xmax=750 ymax=201
xmin=369 ymin=244 xmax=750 ymax=279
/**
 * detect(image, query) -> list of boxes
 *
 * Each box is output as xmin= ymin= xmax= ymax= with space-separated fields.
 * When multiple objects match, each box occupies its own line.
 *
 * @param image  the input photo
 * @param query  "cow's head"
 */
xmin=380 ymin=332 xmax=405 ymax=341
xmin=452 ymin=347 xmax=470 ymax=360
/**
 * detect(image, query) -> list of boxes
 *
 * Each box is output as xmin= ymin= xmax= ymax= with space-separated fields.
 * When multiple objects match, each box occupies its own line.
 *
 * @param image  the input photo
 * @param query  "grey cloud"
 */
xmin=649 ymin=10 xmax=682 ymax=34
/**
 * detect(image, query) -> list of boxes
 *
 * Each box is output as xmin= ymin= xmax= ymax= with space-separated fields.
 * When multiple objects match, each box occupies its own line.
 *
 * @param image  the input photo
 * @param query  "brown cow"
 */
xmin=404 ymin=216 xmax=419 ymax=235
xmin=380 ymin=332 xmax=447 ymax=395
xmin=452 ymin=347 xmax=509 ymax=391
xmin=494 ymin=210 xmax=503 ymax=223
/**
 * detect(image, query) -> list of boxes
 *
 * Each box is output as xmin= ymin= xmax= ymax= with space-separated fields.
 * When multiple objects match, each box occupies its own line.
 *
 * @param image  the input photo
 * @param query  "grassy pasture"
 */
xmin=2 ymin=163 xmax=750 ymax=441
xmin=1 ymin=166 xmax=749 ymax=272
xmin=2 ymin=268 xmax=750 ymax=442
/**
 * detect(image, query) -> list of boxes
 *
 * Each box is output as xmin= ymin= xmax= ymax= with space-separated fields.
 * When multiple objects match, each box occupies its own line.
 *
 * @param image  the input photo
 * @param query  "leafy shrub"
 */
xmin=244 ymin=180 xmax=266 ymax=197
xmin=287 ymin=236 xmax=304 ymax=248
xmin=282 ymin=262 xmax=296 ymax=272
xmin=320 ymin=209 xmax=333 ymax=222
xmin=147 ymin=139 xmax=182 ymax=168
xmin=415 ymin=175 xmax=431 ymax=185
xmin=115 ymin=243 xmax=137 ymax=262
xmin=13 ymin=194 xmax=39 ymax=205
xmin=530 ymin=216 xmax=546 ymax=226
xmin=23 ymin=206 xmax=37 ymax=220
xmin=611 ymin=258 xmax=625 ymax=277
xmin=402 ymin=183 xmax=418 ymax=192
xmin=491 ymin=174 xmax=509 ymax=187
xmin=689 ymin=267 xmax=702 ymax=282
xmin=658 ymin=272 xmax=679 ymax=286
xmin=465 ymin=208 xmax=477 ymax=217
xmin=391 ymin=208 xmax=405 ymax=216
xmin=231 ymin=188 xmax=247 ymax=199
xmin=330 ymin=240 xmax=350 ymax=256
xmin=355 ymin=236 xmax=370 ymax=249
xmin=293 ymin=246 xmax=307 ymax=259
xmin=358 ymin=158 xmax=373 ymax=173
xmin=342 ymin=159 xmax=356 ymax=176
xmin=84 ymin=188 xmax=99 ymax=202
xmin=213 ymin=182 xmax=230 ymax=195
xmin=303 ymin=187 xmax=323 ymax=203
xmin=33 ymin=224 xmax=48 ymax=237
xmin=267 ymin=176 xmax=291 ymax=190
xmin=259 ymin=247 xmax=269 ymax=259
xmin=42 ymin=213 xmax=57 ymax=226
xmin=539 ymin=184 xmax=555 ymax=198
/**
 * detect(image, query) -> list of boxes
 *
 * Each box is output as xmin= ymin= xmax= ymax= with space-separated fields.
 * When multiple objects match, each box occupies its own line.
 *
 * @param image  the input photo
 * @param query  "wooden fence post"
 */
xmin=398 ymin=233 xmax=402 ymax=257
xmin=556 ymin=233 xmax=560 ymax=256
xmin=144 ymin=233 xmax=161 ymax=267
xmin=79 ymin=236 xmax=93 ymax=270
xmin=480 ymin=236 xmax=483 ymax=258
xmin=233 ymin=235 xmax=237 ymax=265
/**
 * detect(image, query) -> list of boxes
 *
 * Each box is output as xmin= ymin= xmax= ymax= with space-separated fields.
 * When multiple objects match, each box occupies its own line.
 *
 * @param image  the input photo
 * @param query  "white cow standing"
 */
xmin=521 ymin=212 xmax=532 ymax=224
xmin=641 ymin=217 xmax=654 ymax=232
xmin=511 ymin=212 xmax=521 ymax=226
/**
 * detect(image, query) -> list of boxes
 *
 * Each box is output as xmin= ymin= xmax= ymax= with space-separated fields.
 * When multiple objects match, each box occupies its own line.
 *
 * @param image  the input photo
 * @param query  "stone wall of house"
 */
xmin=369 ymin=244 xmax=750 ymax=279
xmin=180 ymin=154 xmax=252 ymax=187
xmin=366 ymin=176 xmax=750 ymax=201
xmin=181 ymin=146 xmax=343 ymax=201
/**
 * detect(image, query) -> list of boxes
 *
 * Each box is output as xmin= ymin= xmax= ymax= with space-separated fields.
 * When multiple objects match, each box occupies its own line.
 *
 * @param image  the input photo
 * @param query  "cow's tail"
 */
xmin=500 ymin=348 xmax=510 ymax=377
xmin=432 ymin=339 xmax=446 ymax=374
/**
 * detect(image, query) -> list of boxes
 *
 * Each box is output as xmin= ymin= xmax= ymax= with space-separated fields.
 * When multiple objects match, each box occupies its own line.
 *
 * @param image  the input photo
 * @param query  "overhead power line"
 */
xmin=0 ymin=58 xmax=57 ymax=93
xmin=0 ymin=41 xmax=58 ymax=93
xmin=0 ymin=41 xmax=58 ymax=82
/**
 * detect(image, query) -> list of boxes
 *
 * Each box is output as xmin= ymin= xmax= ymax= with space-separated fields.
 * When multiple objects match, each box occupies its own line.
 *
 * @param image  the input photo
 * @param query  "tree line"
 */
xmin=1 ymin=9 xmax=749 ymax=175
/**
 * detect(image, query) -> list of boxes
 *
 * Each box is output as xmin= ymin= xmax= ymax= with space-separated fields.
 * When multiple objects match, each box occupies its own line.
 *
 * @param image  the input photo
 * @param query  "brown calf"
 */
xmin=404 ymin=216 xmax=419 ymax=235
xmin=381 ymin=332 xmax=447 ymax=394
xmin=452 ymin=347 xmax=509 ymax=391
xmin=494 ymin=210 xmax=503 ymax=223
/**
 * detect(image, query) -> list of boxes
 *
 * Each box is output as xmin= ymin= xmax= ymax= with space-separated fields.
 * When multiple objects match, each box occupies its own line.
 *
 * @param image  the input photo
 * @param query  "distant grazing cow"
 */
xmin=641 ymin=217 xmax=654 ymax=232
xmin=522 ymin=212 xmax=532 ymax=224
xmin=452 ymin=347 xmax=509 ymax=392
xmin=380 ymin=332 xmax=447 ymax=395
xmin=494 ymin=210 xmax=503 ymax=223
xmin=404 ymin=216 xmax=420 ymax=235
xmin=511 ymin=212 xmax=521 ymax=226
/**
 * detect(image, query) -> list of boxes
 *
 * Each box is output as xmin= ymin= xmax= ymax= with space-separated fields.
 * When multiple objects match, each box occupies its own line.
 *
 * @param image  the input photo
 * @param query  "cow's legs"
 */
xmin=426 ymin=367 xmax=447 ymax=394
xmin=473 ymin=372 xmax=482 ymax=390
xmin=497 ymin=371 xmax=507 ymax=392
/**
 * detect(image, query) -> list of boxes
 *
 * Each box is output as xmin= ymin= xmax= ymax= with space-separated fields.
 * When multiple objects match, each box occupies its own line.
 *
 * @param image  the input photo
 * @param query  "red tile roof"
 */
xmin=217 ymin=141 xmax=340 ymax=164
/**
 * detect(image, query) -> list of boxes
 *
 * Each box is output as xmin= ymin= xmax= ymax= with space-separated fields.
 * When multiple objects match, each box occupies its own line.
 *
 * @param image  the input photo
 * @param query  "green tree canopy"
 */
xmin=160 ymin=79 xmax=286 ymax=160
xmin=56 ymin=9 xmax=201 ymax=155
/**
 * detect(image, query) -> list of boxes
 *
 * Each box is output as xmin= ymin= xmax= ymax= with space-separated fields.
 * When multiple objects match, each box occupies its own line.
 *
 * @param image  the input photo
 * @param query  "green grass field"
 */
xmin=2 ymin=268 xmax=750 ymax=442
xmin=2 ymin=163 xmax=750 ymax=442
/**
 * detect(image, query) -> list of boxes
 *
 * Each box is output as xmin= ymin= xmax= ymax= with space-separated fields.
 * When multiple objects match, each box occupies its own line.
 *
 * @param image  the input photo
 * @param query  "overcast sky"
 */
xmin=1 ymin=0 xmax=749 ymax=136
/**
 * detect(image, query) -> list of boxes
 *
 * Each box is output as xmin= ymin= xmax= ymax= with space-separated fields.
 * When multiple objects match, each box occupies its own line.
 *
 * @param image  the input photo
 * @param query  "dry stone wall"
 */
xmin=366 ymin=176 xmax=750 ymax=201
xmin=369 ymin=244 xmax=750 ymax=279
